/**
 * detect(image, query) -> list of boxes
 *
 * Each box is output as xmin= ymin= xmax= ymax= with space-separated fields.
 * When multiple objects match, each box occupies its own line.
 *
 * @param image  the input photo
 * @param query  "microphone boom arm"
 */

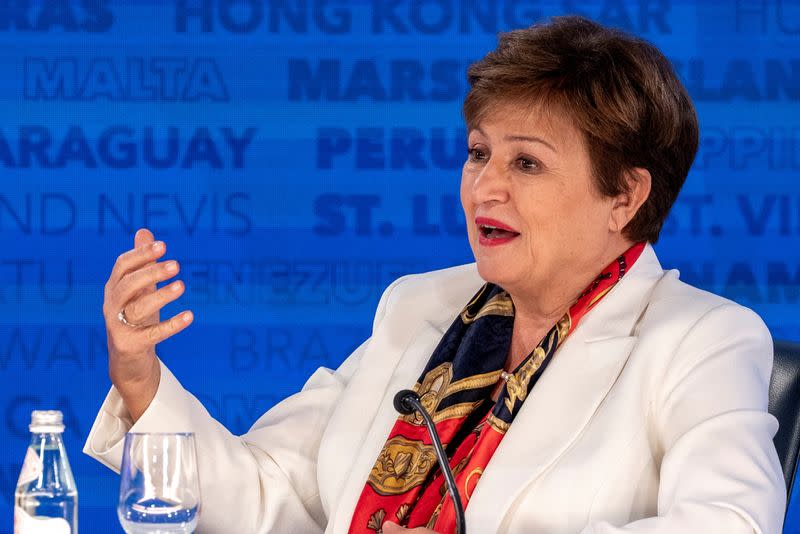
xmin=393 ymin=390 xmax=466 ymax=534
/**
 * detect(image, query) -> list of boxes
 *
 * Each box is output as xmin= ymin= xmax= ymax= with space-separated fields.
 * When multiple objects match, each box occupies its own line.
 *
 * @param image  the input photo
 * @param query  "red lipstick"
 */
xmin=475 ymin=217 xmax=520 ymax=247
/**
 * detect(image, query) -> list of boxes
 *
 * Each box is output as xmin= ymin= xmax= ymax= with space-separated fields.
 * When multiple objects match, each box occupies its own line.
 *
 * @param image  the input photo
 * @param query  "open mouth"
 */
xmin=475 ymin=217 xmax=520 ymax=245
xmin=479 ymin=225 xmax=520 ymax=239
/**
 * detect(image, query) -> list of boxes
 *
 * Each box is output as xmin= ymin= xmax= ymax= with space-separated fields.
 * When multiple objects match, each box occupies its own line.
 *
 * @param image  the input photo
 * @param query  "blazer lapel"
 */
xmin=465 ymin=244 xmax=667 ymax=532
xmin=465 ymin=333 xmax=637 ymax=531
xmin=329 ymin=320 xmax=448 ymax=534
xmin=327 ymin=265 xmax=486 ymax=533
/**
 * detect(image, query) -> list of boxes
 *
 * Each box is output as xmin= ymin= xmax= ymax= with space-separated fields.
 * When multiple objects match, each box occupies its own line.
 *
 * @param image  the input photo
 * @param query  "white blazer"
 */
xmin=84 ymin=243 xmax=787 ymax=533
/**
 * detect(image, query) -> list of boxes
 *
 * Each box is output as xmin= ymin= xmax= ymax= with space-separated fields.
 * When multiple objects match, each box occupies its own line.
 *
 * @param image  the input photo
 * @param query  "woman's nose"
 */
xmin=470 ymin=159 xmax=510 ymax=205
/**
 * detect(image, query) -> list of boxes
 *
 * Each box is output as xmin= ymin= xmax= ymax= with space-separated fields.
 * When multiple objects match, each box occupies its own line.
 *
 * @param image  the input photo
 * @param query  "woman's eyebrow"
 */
xmin=470 ymin=127 xmax=557 ymax=154
xmin=503 ymin=134 xmax=557 ymax=153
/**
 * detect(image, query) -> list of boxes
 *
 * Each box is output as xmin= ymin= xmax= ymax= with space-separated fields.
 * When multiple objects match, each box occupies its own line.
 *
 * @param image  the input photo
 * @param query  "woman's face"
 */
xmin=460 ymin=100 xmax=625 ymax=306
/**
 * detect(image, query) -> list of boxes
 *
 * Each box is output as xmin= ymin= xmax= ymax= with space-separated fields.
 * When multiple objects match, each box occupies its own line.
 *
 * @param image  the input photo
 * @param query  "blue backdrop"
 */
xmin=0 ymin=1 xmax=798 ymax=532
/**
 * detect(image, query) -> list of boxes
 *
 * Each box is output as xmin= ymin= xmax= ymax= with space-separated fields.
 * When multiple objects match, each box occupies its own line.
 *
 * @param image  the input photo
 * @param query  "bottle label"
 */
xmin=14 ymin=506 xmax=71 ymax=534
xmin=16 ymin=448 xmax=42 ymax=487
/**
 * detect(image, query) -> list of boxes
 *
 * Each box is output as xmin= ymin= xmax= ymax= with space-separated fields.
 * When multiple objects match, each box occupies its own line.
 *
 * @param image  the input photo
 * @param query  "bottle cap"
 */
xmin=30 ymin=410 xmax=65 ymax=433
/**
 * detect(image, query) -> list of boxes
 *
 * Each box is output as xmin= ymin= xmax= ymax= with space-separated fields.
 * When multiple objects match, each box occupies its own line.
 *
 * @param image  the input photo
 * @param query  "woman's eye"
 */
xmin=467 ymin=147 xmax=487 ymax=162
xmin=518 ymin=157 xmax=540 ymax=171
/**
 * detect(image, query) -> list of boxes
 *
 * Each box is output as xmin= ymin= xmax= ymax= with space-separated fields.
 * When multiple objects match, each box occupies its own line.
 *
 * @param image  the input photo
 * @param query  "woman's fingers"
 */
xmin=113 ymin=260 xmax=181 ymax=310
xmin=107 ymin=304 xmax=193 ymax=356
xmin=108 ymin=240 xmax=167 ymax=286
xmin=134 ymin=228 xmax=155 ymax=249
xmin=141 ymin=310 xmax=194 ymax=345
xmin=130 ymin=229 xmax=158 ymax=305
xmin=122 ymin=280 xmax=185 ymax=326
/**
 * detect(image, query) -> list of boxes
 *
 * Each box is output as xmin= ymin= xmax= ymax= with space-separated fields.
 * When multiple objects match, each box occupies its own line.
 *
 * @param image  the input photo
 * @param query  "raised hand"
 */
xmin=102 ymin=228 xmax=193 ymax=421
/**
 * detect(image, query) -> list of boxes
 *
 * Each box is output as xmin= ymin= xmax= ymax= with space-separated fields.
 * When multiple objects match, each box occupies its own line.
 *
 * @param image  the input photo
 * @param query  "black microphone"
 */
xmin=393 ymin=389 xmax=466 ymax=534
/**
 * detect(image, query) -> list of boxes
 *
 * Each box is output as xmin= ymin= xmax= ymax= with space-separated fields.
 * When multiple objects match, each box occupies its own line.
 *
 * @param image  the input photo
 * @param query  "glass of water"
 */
xmin=118 ymin=433 xmax=201 ymax=533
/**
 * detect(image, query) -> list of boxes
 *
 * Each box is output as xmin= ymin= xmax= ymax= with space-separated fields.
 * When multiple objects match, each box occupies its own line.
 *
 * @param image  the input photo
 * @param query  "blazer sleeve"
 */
xmin=580 ymin=303 xmax=786 ymax=534
xmin=83 ymin=275 xmax=406 ymax=534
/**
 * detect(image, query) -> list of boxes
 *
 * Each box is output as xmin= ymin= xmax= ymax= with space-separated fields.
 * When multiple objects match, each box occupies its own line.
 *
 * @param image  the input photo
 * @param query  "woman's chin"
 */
xmin=474 ymin=259 xmax=517 ymax=288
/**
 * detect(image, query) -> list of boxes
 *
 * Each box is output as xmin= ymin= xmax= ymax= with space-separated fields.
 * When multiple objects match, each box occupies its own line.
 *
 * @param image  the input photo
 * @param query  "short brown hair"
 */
xmin=463 ymin=16 xmax=698 ymax=244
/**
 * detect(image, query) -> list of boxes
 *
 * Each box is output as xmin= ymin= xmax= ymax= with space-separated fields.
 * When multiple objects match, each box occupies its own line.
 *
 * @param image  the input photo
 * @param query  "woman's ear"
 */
xmin=609 ymin=167 xmax=651 ymax=233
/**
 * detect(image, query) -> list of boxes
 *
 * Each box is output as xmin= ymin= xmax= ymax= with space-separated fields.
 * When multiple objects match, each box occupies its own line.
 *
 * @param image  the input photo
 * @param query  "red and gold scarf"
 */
xmin=348 ymin=242 xmax=646 ymax=533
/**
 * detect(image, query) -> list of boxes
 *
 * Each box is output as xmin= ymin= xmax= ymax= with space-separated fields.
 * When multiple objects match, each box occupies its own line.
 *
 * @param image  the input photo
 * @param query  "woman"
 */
xmin=85 ymin=16 xmax=786 ymax=534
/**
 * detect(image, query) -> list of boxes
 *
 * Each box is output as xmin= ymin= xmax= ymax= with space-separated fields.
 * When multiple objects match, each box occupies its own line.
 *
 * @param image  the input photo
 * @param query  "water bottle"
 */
xmin=14 ymin=410 xmax=78 ymax=533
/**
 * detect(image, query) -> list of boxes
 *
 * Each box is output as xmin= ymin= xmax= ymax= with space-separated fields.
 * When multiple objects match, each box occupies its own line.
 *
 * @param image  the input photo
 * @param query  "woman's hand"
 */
xmin=382 ymin=521 xmax=439 ymax=534
xmin=102 ymin=228 xmax=193 ymax=421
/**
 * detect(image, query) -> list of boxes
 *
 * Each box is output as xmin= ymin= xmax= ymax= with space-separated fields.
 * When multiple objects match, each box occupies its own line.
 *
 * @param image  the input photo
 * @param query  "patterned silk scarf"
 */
xmin=348 ymin=242 xmax=646 ymax=534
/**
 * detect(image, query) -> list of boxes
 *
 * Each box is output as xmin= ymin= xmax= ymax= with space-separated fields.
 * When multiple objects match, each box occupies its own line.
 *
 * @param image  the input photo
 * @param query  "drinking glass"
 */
xmin=118 ymin=433 xmax=201 ymax=534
